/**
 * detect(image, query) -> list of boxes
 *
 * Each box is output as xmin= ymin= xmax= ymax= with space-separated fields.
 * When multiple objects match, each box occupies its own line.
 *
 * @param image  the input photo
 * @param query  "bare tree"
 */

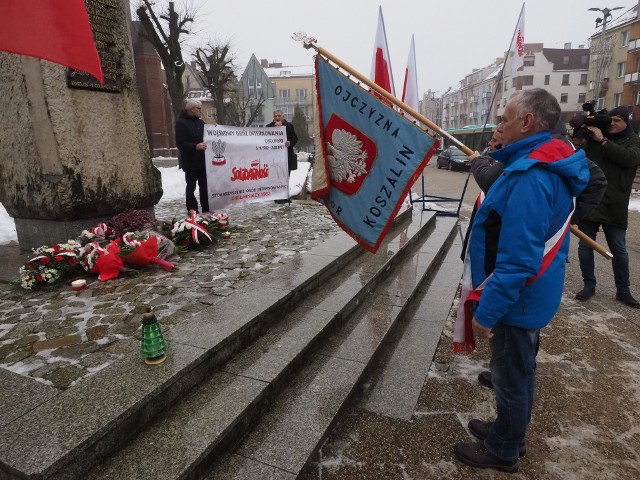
xmin=136 ymin=1 xmax=194 ymax=122
xmin=226 ymin=91 xmax=267 ymax=127
xmin=193 ymin=40 xmax=237 ymax=124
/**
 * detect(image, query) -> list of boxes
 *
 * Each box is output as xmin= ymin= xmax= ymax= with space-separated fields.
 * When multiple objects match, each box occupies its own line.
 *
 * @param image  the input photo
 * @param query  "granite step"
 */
xmin=207 ymin=216 xmax=458 ymax=479
xmin=0 ymin=209 xmax=367 ymax=480
xmin=79 ymin=208 xmax=437 ymax=480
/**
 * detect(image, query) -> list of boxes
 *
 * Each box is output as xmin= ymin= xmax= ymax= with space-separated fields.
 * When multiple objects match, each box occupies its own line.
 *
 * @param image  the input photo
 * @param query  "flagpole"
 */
xmin=296 ymin=34 xmax=612 ymax=260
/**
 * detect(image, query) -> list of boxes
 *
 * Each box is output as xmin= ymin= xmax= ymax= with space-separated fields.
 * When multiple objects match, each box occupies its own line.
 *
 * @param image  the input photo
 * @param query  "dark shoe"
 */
xmin=468 ymin=419 xmax=526 ymax=457
xmin=274 ymin=199 xmax=289 ymax=204
xmin=575 ymin=287 xmax=595 ymax=301
xmin=454 ymin=442 xmax=519 ymax=473
xmin=616 ymin=292 xmax=640 ymax=308
xmin=478 ymin=371 xmax=493 ymax=389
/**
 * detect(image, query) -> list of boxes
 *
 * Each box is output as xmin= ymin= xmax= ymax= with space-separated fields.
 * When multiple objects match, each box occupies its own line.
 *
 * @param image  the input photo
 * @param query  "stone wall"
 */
xmin=0 ymin=0 xmax=162 ymax=249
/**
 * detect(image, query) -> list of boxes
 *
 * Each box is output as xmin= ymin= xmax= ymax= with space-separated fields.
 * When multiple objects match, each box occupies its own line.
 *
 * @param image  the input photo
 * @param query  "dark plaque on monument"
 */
xmin=67 ymin=0 xmax=124 ymax=93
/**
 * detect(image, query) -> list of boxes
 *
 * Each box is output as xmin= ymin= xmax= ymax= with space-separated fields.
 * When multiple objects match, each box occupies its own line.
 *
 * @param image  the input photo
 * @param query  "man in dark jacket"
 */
xmin=576 ymin=106 xmax=640 ymax=308
xmin=267 ymin=110 xmax=298 ymax=204
xmin=175 ymin=99 xmax=209 ymax=213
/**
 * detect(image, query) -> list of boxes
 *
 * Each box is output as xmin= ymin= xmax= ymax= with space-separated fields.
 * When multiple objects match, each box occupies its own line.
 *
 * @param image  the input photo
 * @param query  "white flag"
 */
xmin=509 ymin=4 xmax=525 ymax=77
xmin=401 ymin=35 xmax=418 ymax=122
xmin=370 ymin=6 xmax=395 ymax=96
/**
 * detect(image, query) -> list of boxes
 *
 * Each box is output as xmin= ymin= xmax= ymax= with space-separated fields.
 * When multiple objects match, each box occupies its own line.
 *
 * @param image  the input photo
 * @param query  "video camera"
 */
xmin=569 ymin=102 xmax=612 ymax=138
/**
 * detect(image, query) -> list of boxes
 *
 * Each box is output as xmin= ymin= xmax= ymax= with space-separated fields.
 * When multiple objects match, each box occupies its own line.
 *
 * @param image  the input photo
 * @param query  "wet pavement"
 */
xmin=0 ymin=199 xmax=340 ymax=389
xmin=300 ymin=196 xmax=640 ymax=480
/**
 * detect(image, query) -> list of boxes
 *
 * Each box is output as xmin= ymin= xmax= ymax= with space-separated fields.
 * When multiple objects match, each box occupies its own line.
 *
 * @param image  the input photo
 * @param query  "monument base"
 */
xmin=14 ymin=207 xmax=155 ymax=251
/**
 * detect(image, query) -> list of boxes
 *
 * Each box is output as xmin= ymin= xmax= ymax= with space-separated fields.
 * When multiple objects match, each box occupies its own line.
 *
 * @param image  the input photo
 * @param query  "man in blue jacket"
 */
xmin=454 ymin=89 xmax=589 ymax=473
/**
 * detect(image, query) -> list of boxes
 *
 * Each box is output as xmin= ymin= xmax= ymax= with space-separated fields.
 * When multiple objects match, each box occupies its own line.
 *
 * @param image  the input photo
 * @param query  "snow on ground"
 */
xmin=0 ymin=160 xmax=314 ymax=245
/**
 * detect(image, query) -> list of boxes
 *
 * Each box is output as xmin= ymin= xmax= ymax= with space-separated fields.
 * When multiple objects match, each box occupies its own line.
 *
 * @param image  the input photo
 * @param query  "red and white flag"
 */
xmin=401 ymin=35 xmax=418 ymax=122
xmin=370 ymin=6 xmax=395 ymax=96
xmin=0 ymin=0 xmax=103 ymax=84
xmin=509 ymin=4 xmax=525 ymax=77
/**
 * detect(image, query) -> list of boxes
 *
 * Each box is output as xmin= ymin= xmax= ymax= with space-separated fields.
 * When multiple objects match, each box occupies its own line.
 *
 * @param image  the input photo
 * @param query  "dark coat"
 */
xmin=175 ymin=110 xmax=205 ymax=171
xmin=583 ymin=130 xmax=640 ymax=229
xmin=266 ymin=119 xmax=298 ymax=171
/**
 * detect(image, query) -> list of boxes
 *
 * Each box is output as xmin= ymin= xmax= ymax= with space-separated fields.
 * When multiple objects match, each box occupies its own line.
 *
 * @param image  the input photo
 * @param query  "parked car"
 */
xmin=436 ymin=146 xmax=471 ymax=171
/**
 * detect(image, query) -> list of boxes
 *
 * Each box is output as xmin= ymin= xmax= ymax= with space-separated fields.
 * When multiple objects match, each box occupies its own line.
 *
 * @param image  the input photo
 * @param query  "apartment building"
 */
xmin=497 ymin=43 xmax=590 ymax=124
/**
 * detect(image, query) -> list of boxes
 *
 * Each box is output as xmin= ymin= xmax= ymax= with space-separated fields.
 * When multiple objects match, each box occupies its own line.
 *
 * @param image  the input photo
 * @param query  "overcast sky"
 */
xmin=146 ymin=0 xmax=639 ymax=95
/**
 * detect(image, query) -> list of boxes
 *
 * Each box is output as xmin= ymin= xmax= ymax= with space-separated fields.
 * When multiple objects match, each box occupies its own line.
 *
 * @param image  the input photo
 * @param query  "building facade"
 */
xmin=497 ymin=43 xmax=590 ymax=124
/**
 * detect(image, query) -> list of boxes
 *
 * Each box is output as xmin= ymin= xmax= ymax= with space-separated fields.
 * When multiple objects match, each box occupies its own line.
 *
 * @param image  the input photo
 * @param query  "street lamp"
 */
xmin=589 ymin=6 xmax=623 ymax=101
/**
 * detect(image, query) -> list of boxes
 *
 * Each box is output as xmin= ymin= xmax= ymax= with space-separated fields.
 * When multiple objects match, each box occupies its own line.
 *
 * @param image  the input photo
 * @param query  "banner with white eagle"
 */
xmin=204 ymin=125 xmax=290 ymax=210
xmin=312 ymin=56 xmax=438 ymax=253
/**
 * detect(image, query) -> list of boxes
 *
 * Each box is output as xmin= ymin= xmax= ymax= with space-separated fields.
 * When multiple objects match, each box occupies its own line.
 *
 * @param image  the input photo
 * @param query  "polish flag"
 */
xmin=0 ymin=0 xmax=103 ymax=84
xmin=401 ymin=35 xmax=418 ymax=122
xmin=370 ymin=6 xmax=395 ymax=97
xmin=509 ymin=4 xmax=525 ymax=77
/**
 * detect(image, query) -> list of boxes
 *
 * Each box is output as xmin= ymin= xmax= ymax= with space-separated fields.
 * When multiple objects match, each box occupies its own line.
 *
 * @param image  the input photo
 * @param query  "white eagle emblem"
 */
xmin=326 ymin=129 xmax=368 ymax=183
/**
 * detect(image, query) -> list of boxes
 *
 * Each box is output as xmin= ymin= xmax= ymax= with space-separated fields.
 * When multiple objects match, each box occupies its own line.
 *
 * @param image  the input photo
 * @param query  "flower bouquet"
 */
xmin=79 ymin=240 xmax=124 ymax=281
xmin=118 ymin=232 xmax=175 ymax=271
xmin=19 ymin=241 xmax=83 ymax=289
xmin=166 ymin=210 xmax=216 ymax=249
xmin=109 ymin=209 xmax=156 ymax=237
xmin=78 ymin=223 xmax=115 ymax=246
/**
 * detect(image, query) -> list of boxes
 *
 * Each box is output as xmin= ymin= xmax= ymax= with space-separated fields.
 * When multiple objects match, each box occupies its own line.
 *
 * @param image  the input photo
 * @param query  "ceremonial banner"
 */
xmin=204 ymin=125 xmax=289 ymax=210
xmin=313 ymin=57 xmax=438 ymax=253
xmin=0 ymin=0 xmax=103 ymax=83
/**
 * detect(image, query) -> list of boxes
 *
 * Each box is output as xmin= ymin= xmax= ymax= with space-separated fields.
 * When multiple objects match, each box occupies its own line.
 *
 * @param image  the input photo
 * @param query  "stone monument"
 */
xmin=0 ymin=0 xmax=162 ymax=251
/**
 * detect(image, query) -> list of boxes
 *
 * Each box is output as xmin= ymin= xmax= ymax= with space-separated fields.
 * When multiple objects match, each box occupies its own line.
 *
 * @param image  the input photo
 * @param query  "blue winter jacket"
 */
xmin=469 ymin=131 xmax=589 ymax=330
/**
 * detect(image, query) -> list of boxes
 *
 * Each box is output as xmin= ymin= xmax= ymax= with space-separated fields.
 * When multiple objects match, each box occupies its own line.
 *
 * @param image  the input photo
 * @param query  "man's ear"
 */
xmin=521 ymin=112 xmax=535 ymax=133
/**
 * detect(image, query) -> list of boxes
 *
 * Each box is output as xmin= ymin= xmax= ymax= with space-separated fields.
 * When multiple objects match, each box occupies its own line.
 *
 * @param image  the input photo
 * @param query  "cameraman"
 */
xmin=576 ymin=106 xmax=640 ymax=308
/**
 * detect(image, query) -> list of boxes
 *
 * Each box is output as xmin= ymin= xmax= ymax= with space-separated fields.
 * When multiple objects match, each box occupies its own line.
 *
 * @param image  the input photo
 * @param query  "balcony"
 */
xmin=625 ymin=72 xmax=640 ymax=85
xmin=628 ymin=39 xmax=640 ymax=53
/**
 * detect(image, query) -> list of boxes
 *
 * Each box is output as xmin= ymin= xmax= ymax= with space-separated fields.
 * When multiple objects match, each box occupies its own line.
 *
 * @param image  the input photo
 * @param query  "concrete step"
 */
xmin=78 ymin=208 xmax=437 ymax=480
xmin=207 ymin=216 xmax=458 ymax=479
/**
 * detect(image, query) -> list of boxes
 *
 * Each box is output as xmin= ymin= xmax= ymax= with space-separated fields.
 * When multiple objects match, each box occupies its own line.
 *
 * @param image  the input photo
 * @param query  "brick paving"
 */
xmin=0 ymin=199 xmax=340 ymax=389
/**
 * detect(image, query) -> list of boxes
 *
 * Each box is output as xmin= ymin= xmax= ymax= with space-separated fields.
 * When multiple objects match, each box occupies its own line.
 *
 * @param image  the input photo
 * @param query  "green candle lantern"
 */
xmin=141 ymin=306 xmax=168 ymax=365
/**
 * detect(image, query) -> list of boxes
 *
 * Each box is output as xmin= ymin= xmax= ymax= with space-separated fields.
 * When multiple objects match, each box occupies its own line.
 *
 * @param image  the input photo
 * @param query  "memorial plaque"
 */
xmin=67 ymin=0 xmax=124 ymax=92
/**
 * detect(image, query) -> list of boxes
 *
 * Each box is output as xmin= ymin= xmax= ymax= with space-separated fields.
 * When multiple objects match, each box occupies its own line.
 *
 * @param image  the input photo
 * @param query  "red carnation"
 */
xmin=53 ymin=245 xmax=61 ymax=253
xmin=55 ymin=255 xmax=63 ymax=261
xmin=36 ymin=274 xmax=43 ymax=281
xmin=41 ymin=257 xmax=50 ymax=265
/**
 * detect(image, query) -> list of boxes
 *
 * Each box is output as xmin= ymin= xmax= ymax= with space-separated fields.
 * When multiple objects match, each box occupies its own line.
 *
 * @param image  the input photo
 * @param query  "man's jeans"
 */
xmin=485 ymin=323 xmax=540 ymax=461
xmin=577 ymin=220 xmax=630 ymax=294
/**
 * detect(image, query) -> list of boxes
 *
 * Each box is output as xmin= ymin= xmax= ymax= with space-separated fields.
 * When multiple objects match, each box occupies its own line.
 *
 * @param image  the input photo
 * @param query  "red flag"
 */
xmin=370 ymin=6 xmax=395 ymax=96
xmin=0 ymin=0 xmax=103 ymax=84
xmin=401 ymin=35 xmax=418 ymax=122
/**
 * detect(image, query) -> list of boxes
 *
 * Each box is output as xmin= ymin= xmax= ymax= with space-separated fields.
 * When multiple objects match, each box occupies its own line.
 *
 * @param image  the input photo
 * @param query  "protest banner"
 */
xmin=204 ymin=125 xmax=289 ymax=209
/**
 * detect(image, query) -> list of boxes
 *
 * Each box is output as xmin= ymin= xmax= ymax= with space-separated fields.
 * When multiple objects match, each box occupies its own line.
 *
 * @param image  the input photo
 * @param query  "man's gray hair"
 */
xmin=185 ymin=99 xmax=202 ymax=110
xmin=273 ymin=109 xmax=284 ymax=115
xmin=513 ymin=88 xmax=561 ymax=131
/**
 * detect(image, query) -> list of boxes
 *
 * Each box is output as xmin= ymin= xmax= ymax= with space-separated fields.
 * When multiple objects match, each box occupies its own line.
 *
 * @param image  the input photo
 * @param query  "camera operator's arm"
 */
xmin=600 ymin=134 xmax=640 ymax=168
xmin=585 ymin=126 xmax=606 ymax=144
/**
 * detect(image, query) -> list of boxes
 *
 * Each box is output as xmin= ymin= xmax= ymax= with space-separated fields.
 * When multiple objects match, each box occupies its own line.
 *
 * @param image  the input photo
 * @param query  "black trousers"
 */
xmin=184 ymin=169 xmax=209 ymax=213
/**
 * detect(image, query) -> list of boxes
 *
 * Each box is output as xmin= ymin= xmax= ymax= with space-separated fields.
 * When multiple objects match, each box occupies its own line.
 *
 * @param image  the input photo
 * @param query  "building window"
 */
xmin=504 ymin=80 xmax=508 ymax=90
xmin=544 ymin=75 xmax=550 ymax=85
xmin=207 ymin=108 xmax=216 ymax=118
xmin=635 ymin=91 xmax=640 ymax=105
xmin=563 ymin=55 xmax=570 ymax=65
xmin=522 ymin=75 xmax=534 ymax=86
xmin=279 ymin=89 xmax=290 ymax=98
xmin=578 ymin=93 xmax=586 ymax=103
xmin=524 ymin=55 xmax=535 ymax=66
xmin=295 ymin=88 xmax=307 ymax=98
xmin=560 ymin=93 xmax=568 ymax=103
xmin=621 ymin=30 xmax=630 ymax=46
xmin=614 ymin=93 xmax=622 ymax=107
xmin=511 ymin=78 xmax=517 ymax=88
xmin=579 ymin=73 xmax=587 ymax=85
xmin=562 ymin=74 xmax=570 ymax=85
xmin=581 ymin=55 xmax=588 ymax=65
xmin=617 ymin=61 xmax=626 ymax=77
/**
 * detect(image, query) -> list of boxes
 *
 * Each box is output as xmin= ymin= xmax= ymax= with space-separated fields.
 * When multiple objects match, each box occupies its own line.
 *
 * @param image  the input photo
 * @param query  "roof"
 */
xmin=263 ymin=65 xmax=314 ymax=78
xmin=542 ymin=48 xmax=590 ymax=71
